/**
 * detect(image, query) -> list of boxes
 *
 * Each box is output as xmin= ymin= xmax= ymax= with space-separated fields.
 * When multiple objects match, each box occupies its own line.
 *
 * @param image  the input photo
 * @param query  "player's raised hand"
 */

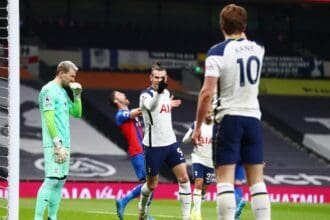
xmin=191 ymin=128 xmax=202 ymax=146
xmin=130 ymin=107 xmax=142 ymax=118
xmin=171 ymin=99 xmax=182 ymax=108
xmin=157 ymin=80 xmax=168 ymax=94
xmin=69 ymin=82 xmax=83 ymax=99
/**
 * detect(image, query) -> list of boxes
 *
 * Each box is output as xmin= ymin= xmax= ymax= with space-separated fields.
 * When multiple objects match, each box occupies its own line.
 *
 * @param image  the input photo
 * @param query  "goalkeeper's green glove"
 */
xmin=53 ymin=137 xmax=68 ymax=164
xmin=69 ymin=82 xmax=83 ymax=100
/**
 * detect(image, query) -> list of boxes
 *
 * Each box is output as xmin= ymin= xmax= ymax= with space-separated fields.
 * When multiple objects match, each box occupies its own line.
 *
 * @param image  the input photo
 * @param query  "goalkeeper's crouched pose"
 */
xmin=34 ymin=61 xmax=82 ymax=220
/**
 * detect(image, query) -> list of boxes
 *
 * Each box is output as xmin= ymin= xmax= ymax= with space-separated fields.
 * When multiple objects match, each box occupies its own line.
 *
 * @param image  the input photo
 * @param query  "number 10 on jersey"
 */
xmin=237 ymin=56 xmax=261 ymax=87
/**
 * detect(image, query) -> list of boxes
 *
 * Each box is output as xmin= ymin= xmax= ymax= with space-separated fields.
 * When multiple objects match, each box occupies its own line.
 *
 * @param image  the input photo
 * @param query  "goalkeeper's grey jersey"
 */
xmin=139 ymin=87 xmax=176 ymax=147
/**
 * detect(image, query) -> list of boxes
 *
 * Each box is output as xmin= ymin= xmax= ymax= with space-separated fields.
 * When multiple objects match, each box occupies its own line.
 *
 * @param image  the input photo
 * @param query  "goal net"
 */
xmin=0 ymin=0 xmax=20 ymax=219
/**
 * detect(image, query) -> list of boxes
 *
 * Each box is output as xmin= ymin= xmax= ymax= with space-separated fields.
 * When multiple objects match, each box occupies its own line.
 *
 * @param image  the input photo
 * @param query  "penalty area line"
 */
xmin=85 ymin=210 xmax=183 ymax=219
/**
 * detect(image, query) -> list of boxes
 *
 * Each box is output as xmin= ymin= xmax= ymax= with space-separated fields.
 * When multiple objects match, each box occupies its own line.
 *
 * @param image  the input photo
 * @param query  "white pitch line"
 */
xmin=86 ymin=210 xmax=183 ymax=219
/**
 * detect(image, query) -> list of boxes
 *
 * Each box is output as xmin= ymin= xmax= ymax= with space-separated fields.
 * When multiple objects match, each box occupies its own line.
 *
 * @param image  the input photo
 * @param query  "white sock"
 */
xmin=250 ymin=182 xmax=271 ymax=220
xmin=193 ymin=188 xmax=202 ymax=214
xmin=179 ymin=181 xmax=192 ymax=220
xmin=216 ymin=183 xmax=236 ymax=220
xmin=139 ymin=183 xmax=152 ymax=215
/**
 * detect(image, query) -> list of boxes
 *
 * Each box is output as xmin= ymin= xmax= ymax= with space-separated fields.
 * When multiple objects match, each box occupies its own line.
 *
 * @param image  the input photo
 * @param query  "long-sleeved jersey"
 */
xmin=139 ymin=87 xmax=176 ymax=147
xmin=115 ymin=109 xmax=144 ymax=157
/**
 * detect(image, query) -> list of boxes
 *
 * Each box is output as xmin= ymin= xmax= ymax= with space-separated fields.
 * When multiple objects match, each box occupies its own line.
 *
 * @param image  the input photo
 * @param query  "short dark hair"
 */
xmin=109 ymin=90 xmax=118 ymax=108
xmin=151 ymin=62 xmax=166 ymax=74
xmin=220 ymin=4 xmax=247 ymax=35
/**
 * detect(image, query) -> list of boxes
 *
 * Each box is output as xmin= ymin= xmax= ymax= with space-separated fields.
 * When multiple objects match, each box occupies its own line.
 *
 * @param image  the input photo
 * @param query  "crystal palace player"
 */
xmin=110 ymin=90 xmax=153 ymax=220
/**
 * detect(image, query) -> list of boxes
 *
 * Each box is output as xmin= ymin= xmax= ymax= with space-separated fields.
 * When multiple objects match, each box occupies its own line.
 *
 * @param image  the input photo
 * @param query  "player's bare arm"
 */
xmin=171 ymin=98 xmax=182 ymax=108
xmin=192 ymin=76 xmax=217 ymax=145
xmin=182 ymin=127 xmax=193 ymax=144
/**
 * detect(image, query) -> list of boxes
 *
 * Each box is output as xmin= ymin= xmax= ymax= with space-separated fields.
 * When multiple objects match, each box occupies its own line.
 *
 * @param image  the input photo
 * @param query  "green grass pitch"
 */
xmin=19 ymin=198 xmax=330 ymax=220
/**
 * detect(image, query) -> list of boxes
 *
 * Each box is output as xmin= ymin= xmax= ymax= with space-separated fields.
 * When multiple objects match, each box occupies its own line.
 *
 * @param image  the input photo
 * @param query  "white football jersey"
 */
xmin=205 ymin=38 xmax=265 ymax=122
xmin=139 ymin=87 xmax=176 ymax=147
xmin=182 ymin=121 xmax=213 ymax=168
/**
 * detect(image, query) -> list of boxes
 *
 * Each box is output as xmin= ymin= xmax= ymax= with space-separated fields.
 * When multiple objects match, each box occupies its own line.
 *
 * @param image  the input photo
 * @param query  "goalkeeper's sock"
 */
xmin=250 ymin=182 xmax=271 ymax=220
xmin=178 ymin=181 xmax=192 ymax=220
xmin=216 ymin=182 xmax=236 ymax=219
xmin=34 ymin=178 xmax=59 ymax=220
xmin=122 ymin=183 xmax=142 ymax=205
xmin=48 ymin=178 xmax=66 ymax=220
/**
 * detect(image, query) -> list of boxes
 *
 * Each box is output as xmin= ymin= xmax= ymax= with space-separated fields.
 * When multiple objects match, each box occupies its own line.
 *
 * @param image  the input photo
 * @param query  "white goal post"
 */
xmin=8 ymin=0 xmax=20 ymax=219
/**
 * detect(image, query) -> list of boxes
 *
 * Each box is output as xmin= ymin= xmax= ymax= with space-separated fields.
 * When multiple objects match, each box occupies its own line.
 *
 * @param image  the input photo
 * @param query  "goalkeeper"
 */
xmin=34 ymin=61 xmax=82 ymax=220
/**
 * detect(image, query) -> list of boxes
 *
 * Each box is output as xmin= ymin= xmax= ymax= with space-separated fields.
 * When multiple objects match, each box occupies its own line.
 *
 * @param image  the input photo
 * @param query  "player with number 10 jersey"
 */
xmin=206 ymin=38 xmax=264 ymax=123
xmin=193 ymin=4 xmax=270 ymax=220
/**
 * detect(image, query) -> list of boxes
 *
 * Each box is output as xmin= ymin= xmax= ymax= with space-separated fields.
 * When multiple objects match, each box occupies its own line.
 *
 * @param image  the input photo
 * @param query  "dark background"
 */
xmin=20 ymin=0 xmax=330 ymax=59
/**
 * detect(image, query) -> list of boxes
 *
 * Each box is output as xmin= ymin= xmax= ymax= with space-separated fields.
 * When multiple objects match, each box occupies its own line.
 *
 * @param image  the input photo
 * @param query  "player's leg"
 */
xmin=191 ymin=164 xmax=213 ymax=220
xmin=48 ymin=151 xmax=70 ymax=220
xmin=34 ymin=148 xmax=61 ymax=220
xmin=117 ymin=183 xmax=143 ymax=220
xmin=191 ymin=164 xmax=204 ymax=220
xmin=244 ymin=164 xmax=270 ymax=220
xmin=117 ymin=153 xmax=145 ymax=219
xmin=234 ymin=164 xmax=246 ymax=220
xmin=241 ymin=117 xmax=271 ymax=220
xmin=139 ymin=175 xmax=157 ymax=220
xmin=34 ymin=177 xmax=59 ymax=220
xmin=168 ymin=143 xmax=191 ymax=220
xmin=48 ymin=177 xmax=66 ymax=220
xmin=213 ymin=116 xmax=242 ymax=220
xmin=139 ymin=146 xmax=164 ymax=220
xmin=201 ymin=183 xmax=208 ymax=201
xmin=130 ymin=153 xmax=147 ymax=201
xmin=215 ymin=165 xmax=236 ymax=220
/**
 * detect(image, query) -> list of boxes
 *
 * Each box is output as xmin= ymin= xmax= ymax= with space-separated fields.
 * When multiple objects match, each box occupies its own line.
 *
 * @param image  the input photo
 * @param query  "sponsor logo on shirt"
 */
xmin=159 ymin=104 xmax=171 ymax=113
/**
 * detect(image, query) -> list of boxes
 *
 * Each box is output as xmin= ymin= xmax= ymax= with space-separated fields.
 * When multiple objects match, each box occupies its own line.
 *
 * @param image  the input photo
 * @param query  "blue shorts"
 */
xmin=235 ymin=164 xmax=245 ymax=181
xmin=130 ymin=153 xmax=146 ymax=181
xmin=143 ymin=142 xmax=186 ymax=176
xmin=213 ymin=115 xmax=263 ymax=165
xmin=192 ymin=163 xmax=214 ymax=185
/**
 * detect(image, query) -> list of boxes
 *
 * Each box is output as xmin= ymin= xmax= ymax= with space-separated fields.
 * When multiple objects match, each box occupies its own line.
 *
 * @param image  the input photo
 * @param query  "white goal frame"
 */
xmin=8 ymin=0 xmax=20 ymax=219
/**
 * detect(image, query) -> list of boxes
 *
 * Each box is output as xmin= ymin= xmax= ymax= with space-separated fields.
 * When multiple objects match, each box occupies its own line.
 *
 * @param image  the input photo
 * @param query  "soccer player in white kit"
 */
xmin=182 ymin=107 xmax=214 ymax=220
xmin=192 ymin=4 xmax=271 ymax=220
xmin=183 ymin=108 xmax=247 ymax=220
xmin=138 ymin=63 xmax=192 ymax=220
